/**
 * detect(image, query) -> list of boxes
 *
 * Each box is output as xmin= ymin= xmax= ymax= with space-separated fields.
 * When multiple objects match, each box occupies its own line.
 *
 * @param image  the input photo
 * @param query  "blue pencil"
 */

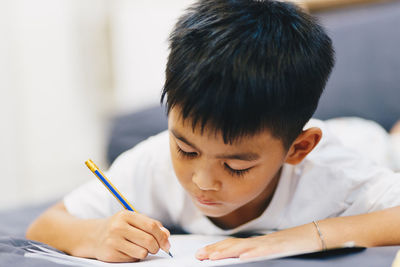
xmin=85 ymin=159 xmax=172 ymax=257
xmin=85 ymin=159 xmax=137 ymax=212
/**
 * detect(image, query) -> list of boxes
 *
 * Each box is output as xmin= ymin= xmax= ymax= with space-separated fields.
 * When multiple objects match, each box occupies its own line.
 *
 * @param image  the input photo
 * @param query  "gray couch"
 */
xmin=314 ymin=1 xmax=400 ymax=130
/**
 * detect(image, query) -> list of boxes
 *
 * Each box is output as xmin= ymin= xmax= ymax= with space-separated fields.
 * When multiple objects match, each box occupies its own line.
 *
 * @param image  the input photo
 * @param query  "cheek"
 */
xmin=172 ymin=159 xmax=188 ymax=179
xmin=224 ymin=166 xmax=280 ymax=203
xmin=225 ymin=178 xmax=264 ymax=201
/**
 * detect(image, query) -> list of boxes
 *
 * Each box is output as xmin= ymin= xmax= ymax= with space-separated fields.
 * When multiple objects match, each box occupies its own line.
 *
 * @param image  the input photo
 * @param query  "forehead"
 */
xmin=168 ymin=107 xmax=284 ymax=153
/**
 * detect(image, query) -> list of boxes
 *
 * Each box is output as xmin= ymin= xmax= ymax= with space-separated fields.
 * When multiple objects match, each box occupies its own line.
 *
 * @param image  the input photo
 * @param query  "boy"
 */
xmin=26 ymin=0 xmax=400 ymax=263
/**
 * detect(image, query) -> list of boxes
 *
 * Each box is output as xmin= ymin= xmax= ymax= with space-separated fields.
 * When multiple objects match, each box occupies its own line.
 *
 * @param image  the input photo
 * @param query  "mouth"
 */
xmin=195 ymin=196 xmax=220 ymax=206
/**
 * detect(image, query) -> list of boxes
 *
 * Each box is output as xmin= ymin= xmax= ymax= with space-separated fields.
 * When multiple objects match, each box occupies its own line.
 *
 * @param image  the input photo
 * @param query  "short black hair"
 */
xmin=161 ymin=0 xmax=335 ymax=149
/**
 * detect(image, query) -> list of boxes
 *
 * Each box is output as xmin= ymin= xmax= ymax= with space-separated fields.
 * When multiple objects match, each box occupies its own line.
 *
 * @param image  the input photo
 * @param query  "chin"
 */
xmin=195 ymin=203 xmax=232 ymax=218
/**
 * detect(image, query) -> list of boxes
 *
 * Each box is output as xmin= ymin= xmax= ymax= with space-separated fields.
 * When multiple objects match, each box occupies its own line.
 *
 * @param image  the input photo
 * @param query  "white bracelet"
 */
xmin=313 ymin=220 xmax=327 ymax=251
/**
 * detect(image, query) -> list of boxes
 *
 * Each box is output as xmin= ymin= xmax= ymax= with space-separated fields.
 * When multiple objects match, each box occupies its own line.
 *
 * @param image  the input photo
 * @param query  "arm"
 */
xmin=196 ymin=206 xmax=400 ymax=260
xmin=26 ymin=201 xmax=171 ymax=262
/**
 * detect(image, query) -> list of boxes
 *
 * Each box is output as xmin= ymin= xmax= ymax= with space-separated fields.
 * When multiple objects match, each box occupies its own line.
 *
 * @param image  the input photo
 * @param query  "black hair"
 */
xmin=161 ymin=0 xmax=335 ymax=149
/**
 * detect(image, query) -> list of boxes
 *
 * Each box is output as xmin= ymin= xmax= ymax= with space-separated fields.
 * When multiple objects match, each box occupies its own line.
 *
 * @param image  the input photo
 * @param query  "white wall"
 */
xmin=110 ymin=0 xmax=194 ymax=114
xmin=0 ymin=0 xmax=111 ymax=210
xmin=0 ymin=0 xmax=194 ymax=211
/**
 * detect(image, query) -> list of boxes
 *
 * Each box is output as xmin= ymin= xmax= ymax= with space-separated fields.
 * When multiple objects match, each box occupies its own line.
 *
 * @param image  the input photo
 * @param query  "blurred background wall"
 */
xmin=0 ymin=0 xmax=111 ymax=210
xmin=0 ymin=0 xmax=194 ymax=211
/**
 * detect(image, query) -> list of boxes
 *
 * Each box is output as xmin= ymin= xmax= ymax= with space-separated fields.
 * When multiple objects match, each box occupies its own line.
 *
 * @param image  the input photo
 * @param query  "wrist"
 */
xmin=312 ymin=220 xmax=327 ymax=250
xmin=267 ymin=222 xmax=326 ymax=253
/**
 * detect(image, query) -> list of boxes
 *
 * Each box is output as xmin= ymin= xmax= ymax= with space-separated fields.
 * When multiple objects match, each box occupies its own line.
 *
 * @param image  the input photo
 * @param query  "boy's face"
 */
xmin=168 ymin=107 xmax=288 ymax=221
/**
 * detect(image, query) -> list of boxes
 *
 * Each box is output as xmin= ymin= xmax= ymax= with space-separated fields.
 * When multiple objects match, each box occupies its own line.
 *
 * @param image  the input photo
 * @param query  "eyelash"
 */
xmin=176 ymin=146 xmax=251 ymax=177
xmin=223 ymin=163 xmax=251 ymax=178
xmin=176 ymin=146 xmax=198 ymax=158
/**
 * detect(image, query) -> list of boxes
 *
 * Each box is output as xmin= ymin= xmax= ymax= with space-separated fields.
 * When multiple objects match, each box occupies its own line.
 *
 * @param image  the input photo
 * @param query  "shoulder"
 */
xmin=110 ymin=130 xmax=170 ymax=174
xmin=305 ymin=118 xmax=392 ymax=168
xmin=276 ymin=119 xmax=400 ymax=227
xmin=110 ymin=129 xmax=172 ymax=187
xmin=303 ymin=118 xmax=372 ymax=164
xmin=300 ymin=119 xmax=386 ymax=183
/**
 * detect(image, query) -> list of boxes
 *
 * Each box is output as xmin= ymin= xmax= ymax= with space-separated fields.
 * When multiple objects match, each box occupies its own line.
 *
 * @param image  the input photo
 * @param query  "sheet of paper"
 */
xmin=25 ymin=234 xmax=336 ymax=266
xmin=24 ymin=235 xmax=242 ymax=267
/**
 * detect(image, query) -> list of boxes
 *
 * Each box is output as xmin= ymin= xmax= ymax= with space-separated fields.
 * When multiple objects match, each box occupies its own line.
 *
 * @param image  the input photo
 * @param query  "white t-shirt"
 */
xmin=64 ymin=118 xmax=400 ymax=235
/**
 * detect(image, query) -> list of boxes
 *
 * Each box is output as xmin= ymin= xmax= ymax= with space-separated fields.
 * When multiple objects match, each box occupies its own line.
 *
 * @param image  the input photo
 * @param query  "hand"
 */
xmin=195 ymin=223 xmax=321 ymax=261
xmin=92 ymin=210 xmax=171 ymax=262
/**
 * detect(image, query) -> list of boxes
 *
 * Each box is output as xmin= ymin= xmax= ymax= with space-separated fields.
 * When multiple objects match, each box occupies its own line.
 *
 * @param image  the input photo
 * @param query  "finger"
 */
xmin=208 ymin=243 xmax=249 ymax=261
xmin=196 ymin=242 xmax=228 ymax=260
xmin=154 ymin=221 xmax=170 ymax=237
xmin=196 ymin=238 xmax=242 ymax=260
xmin=99 ymin=248 xmax=139 ymax=263
xmin=160 ymin=226 xmax=171 ymax=237
xmin=125 ymin=213 xmax=171 ymax=252
xmin=110 ymin=251 xmax=140 ymax=263
xmin=116 ymin=239 xmax=149 ymax=260
xmin=124 ymin=226 xmax=160 ymax=254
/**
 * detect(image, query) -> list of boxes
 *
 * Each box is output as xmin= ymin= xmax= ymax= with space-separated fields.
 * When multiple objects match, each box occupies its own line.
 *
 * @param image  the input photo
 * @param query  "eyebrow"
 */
xmin=170 ymin=129 xmax=260 ymax=161
xmin=215 ymin=152 xmax=260 ymax=161
xmin=171 ymin=129 xmax=200 ymax=150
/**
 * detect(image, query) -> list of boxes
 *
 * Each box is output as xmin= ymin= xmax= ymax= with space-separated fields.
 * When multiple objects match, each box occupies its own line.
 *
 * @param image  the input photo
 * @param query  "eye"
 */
xmin=223 ymin=163 xmax=251 ymax=177
xmin=176 ymin=146 xmax=198 ymax=159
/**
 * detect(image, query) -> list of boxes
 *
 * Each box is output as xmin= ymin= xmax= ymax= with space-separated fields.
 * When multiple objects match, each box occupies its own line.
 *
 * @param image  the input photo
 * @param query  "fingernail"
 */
xmin=195 ymin=248 xmax=206 ymax=258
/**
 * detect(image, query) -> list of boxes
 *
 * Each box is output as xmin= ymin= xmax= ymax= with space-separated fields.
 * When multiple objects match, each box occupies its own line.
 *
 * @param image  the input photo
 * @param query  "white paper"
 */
xmin=25 ymin=234 xmax=340 ymax=266
xmin=24 ymin=235 xmax=241 ymax=267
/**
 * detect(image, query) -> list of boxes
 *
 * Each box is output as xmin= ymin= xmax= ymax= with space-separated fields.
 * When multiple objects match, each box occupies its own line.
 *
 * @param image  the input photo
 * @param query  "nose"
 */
xmin=192 ymin=171 xmax=221 ymax=191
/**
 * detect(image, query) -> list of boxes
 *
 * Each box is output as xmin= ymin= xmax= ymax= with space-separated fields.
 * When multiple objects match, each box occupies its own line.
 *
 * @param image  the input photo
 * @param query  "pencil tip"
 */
xmin=168 ymin=251 xmax=173 ymax=258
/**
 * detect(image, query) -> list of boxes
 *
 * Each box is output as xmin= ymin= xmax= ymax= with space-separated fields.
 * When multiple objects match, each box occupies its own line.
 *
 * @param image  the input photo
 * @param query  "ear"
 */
xmin=285 ymin=127 xmax=322 ymax=165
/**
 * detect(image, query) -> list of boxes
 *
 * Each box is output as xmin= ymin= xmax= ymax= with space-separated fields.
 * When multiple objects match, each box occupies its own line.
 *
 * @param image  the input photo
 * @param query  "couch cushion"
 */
xmin=107 ymin=106 xmax=168 ymax=164
xmin=314 ymin=1 xmax=400 ymax=130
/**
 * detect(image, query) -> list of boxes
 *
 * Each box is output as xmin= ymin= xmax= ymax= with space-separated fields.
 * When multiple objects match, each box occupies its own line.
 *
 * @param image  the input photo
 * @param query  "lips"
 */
xmin=195 ymin=196 xmax=220 ymax=205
